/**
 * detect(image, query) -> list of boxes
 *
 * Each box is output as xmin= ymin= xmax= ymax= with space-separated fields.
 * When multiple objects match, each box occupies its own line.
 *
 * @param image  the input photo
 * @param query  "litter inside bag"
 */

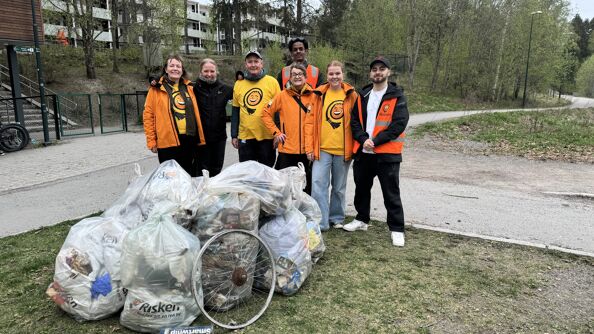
xmin=258 ymin=207 xmax=312 ymax=296
xmin=207 ymin=161 xmax=292 ymax=216
xmin=46 ymin=216 xmax=129 ymax=321
xmin=298 ymin=194 xmax=326 ymax=263
xmin=102 ymin=160 xmax=197 ymax=229
xmin=191 ymin=192 xmax=260 ymax=311
xmin=119 ymin=202 xmax=200 ymax=332
xmin=278 ymin=163 xmax=307 ymax=207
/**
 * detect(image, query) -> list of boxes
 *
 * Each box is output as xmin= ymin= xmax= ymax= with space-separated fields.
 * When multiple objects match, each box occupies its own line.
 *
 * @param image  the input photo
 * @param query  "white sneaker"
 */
xmin=332 ymin=223 xmax=344 ymax=229
xmin=343 ymin=219 xmax=368 ymax=232
xmin=391 ymin=232 xmax=405 ymax=247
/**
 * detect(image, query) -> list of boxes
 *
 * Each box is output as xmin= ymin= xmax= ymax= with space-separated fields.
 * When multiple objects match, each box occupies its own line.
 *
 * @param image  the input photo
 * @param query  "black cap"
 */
xmin=245 ymin=50 xmax=262 ymax=59
xmin=369 ymin=56 xmax=390 ymax=69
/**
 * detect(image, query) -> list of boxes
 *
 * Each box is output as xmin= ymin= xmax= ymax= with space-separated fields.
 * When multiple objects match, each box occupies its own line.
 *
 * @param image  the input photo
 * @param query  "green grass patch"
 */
xmin=407 ymin=91 xmax=570 ymax=114
xmin=412 ymin=108 xmax=594 ymax=163
xmin=2 ymin=217 xmax=594 ymax=333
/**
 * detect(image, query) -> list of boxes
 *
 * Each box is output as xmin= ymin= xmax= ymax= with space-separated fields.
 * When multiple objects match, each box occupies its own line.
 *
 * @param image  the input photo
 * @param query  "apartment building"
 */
xmin=41 ymin=0 xmax=284 ymax=53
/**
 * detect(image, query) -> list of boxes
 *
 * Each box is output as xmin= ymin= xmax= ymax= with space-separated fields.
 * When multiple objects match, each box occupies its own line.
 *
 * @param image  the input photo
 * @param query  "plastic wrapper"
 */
xmin=46 ymin=216 xmax=129 ymax=321
xmin=102 ymin=160 xmax=198 ymax=229
xmin=120 ymin=203 xmax=200 ymax=333
xmin=207 ymin=161 xmax=292 ymax=216
xmin=298 ymin=194 xmax=326 ymax=263
xmin=258 ymin=207 xmax=312 ymax=296
xmin=190 ymin=192 xmax=260 ymax=310
xmin=278 ymin=163 xmax=307 ymax=207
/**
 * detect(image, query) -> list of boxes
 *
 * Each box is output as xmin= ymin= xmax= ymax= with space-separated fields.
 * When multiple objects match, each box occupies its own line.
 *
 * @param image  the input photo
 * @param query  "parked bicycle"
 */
xmin=0 ymin=119 xmax=30 ymax=153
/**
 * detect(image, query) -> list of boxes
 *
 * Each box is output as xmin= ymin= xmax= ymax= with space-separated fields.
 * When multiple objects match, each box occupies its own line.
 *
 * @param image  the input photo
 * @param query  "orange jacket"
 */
xmin=305 ymin=82 xmax=358 ymax=161
xmin=143 ymin=77 xmax=205 ymax=149
xmin=261 ymin=84 xmax=317 ymax=154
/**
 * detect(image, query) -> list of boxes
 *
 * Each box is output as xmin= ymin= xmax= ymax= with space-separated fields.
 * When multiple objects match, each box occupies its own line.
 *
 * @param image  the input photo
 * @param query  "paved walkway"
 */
xmin=1 ymin=99 xmax=593 ymax=256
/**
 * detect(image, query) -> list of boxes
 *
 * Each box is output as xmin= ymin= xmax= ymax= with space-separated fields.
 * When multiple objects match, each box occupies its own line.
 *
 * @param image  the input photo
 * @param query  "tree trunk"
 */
xmin=233 ymin=0 xmax=242 ymax=55
xmin=430 ymin=25 xmax=443 ymax=91
xmin=491 ymin=3 xmax=510 ymax=101
xmin=110 ymin=0 xmax=120 ymax=73
xmin=296 ymin=0 xmax=302 ymax=35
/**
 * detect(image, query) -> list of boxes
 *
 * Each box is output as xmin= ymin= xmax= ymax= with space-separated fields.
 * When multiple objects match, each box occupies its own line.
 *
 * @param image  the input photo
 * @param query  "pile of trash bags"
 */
xmin=47 ymin=159 xmax=326 ymax=331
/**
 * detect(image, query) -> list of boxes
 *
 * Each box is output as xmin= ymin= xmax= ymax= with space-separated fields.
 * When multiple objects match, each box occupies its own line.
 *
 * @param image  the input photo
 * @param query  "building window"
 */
xmin=94 ymin=0 xmax=107 ymax=9
xmin=96 ymin=19 xmax=109 ymax=32
xmin=189 ymin=21 xmax=199 ymax=30
xmin=193 ymin=38 xmax=203 ymax=48
xmin=191 ymin=4 xmax=197 ymax=13
xmin=200 ymin=11 xmax=206 ymax=16
xmin=201 ymin=23 xmax=208 ymax=32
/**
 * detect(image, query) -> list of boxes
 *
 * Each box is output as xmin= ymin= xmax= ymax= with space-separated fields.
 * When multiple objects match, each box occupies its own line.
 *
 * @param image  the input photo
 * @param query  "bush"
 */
xmin=576 ymin=55 xmax=594 ymax=97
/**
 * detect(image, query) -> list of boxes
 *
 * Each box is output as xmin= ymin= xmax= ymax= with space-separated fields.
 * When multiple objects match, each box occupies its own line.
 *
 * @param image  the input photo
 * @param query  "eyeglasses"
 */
xmin=290 ymin=72 xmax=305 ymax=78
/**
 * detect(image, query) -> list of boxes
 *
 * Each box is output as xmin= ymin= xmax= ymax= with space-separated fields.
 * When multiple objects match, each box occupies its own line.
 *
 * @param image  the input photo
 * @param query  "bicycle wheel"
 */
xmin=192 ymin=230 xmax=276 ymax=330
xmin=0 ymin=124 xmax=30 ymax=152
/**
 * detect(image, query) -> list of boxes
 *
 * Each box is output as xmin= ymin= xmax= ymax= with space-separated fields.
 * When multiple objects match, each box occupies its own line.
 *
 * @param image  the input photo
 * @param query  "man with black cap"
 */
xmin=231 ymin=50 xmax=281 ymax=167
xmin=343 ymin=56 xmax=410 ymax=247
xmin=277 ymin=37 xmax=325 ymax=90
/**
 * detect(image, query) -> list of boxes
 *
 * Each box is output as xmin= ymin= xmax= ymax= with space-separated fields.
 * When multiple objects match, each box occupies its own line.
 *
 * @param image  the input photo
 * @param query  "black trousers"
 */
xmin=195 ymin=139 xmax=226 ymax=177
xmin=157 ymin=134 xmax=200 ymax=177
xmin=238 ymin=138 xmax=275 ymax=168
xmin=275 ymin=152 xmax=312 ymax=195
xmin=353 ymin=153 xmax=404 ymax=232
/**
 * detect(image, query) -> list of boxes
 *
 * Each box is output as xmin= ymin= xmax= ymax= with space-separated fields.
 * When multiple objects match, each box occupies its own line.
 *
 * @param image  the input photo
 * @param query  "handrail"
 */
xmin=0 ymin=64 xmax=78 ymax=112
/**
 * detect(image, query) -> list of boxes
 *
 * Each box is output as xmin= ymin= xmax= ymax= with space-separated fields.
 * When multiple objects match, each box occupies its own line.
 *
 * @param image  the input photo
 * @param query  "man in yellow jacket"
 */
xmin=262 ymin=63 xmax=317 ymax=193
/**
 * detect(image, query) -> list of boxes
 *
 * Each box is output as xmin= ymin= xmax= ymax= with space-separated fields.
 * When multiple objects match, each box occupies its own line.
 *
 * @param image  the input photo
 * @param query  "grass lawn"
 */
xmin=407 ymin=91 xmax=570 ymax=114
xmin=1 ymin=217 xmax=593 ymax=333
xmin=411 ymin=108 xmax=594 ymax=163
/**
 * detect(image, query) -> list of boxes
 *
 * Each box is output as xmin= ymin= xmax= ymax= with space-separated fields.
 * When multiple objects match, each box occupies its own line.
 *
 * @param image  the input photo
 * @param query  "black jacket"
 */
xmin=193 ymin=79 xmax=233 ymax=142
xmin=351 ymin=82 xmax=409 ymax=162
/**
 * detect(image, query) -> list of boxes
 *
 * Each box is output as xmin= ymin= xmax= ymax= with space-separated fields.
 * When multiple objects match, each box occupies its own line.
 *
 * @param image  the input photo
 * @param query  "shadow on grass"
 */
xmin=1 ymin=217 xmax=593 ymax=333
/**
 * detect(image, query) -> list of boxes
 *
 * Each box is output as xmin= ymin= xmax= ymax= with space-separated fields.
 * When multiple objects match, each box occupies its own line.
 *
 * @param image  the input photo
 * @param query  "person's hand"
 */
xmin=363 ymin=139 xmax=375 ymax=151
xmin=150 ymin=147 xmax=157 ymax=153
xmin=306 ymin=152 xmax=314 ymax=161
xmin=232 ymin=138 xmax=239 ymax=149
xmin=273 ymin=133 xmax=287 ymax=148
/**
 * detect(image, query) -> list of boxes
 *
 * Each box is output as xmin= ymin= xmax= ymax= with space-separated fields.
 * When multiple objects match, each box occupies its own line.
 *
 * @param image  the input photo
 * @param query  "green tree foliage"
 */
xmin=575 ymin=55 xmax=594 ymax=97
xmin=570 ymin=14 xmax=592 ymax=62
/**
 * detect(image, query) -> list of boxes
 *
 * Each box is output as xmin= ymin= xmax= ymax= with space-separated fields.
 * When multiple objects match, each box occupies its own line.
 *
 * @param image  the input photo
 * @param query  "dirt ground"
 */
xmin=403 ymin=136 xmax=594 ymax=199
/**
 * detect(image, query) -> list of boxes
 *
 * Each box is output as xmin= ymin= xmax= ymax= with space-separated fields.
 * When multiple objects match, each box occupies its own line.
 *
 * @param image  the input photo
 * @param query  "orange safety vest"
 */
xmin=281 ymin=64 xmax=320 ymax=89
xmin=352 ymin=97 xmax=405 ymax=154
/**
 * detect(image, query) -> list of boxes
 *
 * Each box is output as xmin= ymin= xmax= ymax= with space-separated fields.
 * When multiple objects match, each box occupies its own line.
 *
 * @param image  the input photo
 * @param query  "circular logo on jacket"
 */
xmin=243 ymin=88 xmax=263 ymax=114
xmin=325 ymin=100 xmax=344 ymax=129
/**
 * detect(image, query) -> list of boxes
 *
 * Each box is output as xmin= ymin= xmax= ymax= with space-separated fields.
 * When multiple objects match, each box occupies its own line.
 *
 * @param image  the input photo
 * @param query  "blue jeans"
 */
xmin=311 ymin=151 xmax=352 ymax=230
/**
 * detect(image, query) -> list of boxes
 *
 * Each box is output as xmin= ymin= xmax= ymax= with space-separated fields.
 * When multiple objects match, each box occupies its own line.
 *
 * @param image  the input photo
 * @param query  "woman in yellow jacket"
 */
xmin=261 ymin=63 xmax=318 ymax=194
xmin=305 ymin=60 xmax=358 ymax=231
xmin=143 ymin=54 xmax=206 ymax=176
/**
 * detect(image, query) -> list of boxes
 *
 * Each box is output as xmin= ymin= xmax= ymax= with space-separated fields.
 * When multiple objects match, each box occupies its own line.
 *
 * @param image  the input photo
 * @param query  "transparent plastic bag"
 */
xmin=119 ymin=202 xmax=200 ymax=332
xmin=258 ymin=207 xmax=312 ymax=296
xmin=46 ymin=216 xmax=129 ymax=321
xmin=298 ymin=194 xmax=326 ymax=263
xmin=190 ymin=192 xmax=260 ymax=310
xmin=207 ymin=161 xmax=292 ymax=216
xmin=278 ymin=162 xmax=307 ymax=208
xmin=103 ymin=160 xmax=198 ymax=229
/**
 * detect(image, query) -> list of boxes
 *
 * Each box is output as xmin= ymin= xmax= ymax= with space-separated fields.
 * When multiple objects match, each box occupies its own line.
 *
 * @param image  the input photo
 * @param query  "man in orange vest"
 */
xmin=277 ymin=37 xmax=325 ymax=90
xmin=343 ymin=56 xmax=410 ymax=247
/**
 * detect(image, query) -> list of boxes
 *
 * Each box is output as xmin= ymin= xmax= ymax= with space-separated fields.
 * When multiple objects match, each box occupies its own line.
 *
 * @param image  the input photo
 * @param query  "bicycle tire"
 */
xmin=0 ymin=124 xmax=30 ymax=152
xmin=191 ymin=229 xmax=276 ymax=330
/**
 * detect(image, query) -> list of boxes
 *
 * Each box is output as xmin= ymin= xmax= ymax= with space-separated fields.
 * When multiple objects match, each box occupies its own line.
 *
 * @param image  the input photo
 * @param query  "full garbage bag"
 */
xmin=207 ymin=161 xmax=292 ymax=216
xmin=258 ymin=207 xmax=312 ymax=296
xmin=46 ymin=216 xmax=129 ymax=321
xmin=119 ymin=202 xmax=200 ymax=333
xmin=278 ymin=163 xmax=307 ymax=207
xmin=190 ymin=192 xmax=260 ymax=310
xmin=298 ymin=194 xmax=326 ymax=263
xmin=102 ymin=160 xmax=198 ymax=229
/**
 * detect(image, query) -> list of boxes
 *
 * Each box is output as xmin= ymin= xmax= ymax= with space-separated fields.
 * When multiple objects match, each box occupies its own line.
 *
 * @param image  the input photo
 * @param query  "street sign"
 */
xmin=15 ymin=46 xmax=35 ymax=53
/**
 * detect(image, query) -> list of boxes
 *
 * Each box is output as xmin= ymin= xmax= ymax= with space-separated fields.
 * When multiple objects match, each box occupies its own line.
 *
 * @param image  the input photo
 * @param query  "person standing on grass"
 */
xmin=143 ymin=54 xmax=206 ymax=177
xmin=261 ymin=63 xmax=317 ymax=194
xmin=277 ymin=37 xmax=325 ymax=90
xmin=343 ymin=56 xmax=409 ymax=247
xmin=231 ymin=50 xmax=281 ymax=167
xmin=193 ymin=58 xmax=233 ymax=177
xmin=305 ymin=60 xmax=358 ymax=231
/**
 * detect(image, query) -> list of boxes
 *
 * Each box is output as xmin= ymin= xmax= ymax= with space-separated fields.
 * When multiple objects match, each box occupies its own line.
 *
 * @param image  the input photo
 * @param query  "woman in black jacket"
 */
xmin=192 ymin=58 xmax=233 ymax=176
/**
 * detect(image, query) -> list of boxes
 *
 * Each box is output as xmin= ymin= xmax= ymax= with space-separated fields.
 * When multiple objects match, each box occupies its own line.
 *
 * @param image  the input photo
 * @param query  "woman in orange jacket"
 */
xmin=261 ymin=63 xmax=318 ymax=194
xmin=305 ymin=60 xmax=358 ymax=231
xmin=143 ymin=54 xmax=206 ymax=176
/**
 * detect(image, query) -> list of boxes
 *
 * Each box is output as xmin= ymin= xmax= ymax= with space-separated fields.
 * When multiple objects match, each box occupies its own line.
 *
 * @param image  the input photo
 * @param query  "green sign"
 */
xmin=15 ymin=46 xmax=35 ymax=53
